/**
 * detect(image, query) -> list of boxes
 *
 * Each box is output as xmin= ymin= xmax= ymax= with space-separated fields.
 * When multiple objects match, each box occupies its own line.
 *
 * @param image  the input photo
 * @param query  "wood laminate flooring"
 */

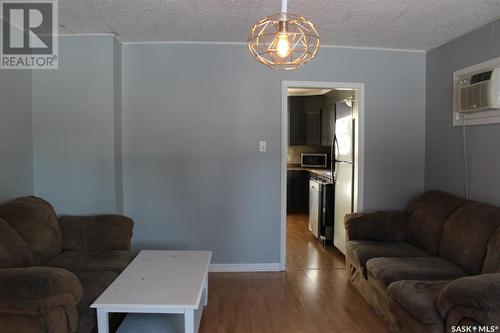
xmin=286 ymin=213 xmax=346 ymax=269
xmin=198 ymin=214 xmax=391 ymax=333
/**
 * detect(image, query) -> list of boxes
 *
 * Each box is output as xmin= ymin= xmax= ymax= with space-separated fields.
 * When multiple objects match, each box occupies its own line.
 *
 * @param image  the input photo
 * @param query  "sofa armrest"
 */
xmin=59 ymin=215 xmax=134 ymax=251
xmin=344 ymin=210 xmax=409 ymax=242
xmin=0 ymin=267 xmax=83 ymax=316
xmin=438 ymin=273 xmax=500 ymax=317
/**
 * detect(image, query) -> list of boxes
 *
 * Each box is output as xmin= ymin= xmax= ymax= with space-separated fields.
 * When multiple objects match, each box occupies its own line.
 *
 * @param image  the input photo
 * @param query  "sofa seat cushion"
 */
xmin=347 ymin=240 xmax=429 ymax=278
xmin=388 ymin=280 xmax=450 ymax=325
xmin=73 ymin=270 xmax=119 ymax=315
xmin=46 ymin=250 xmax=137 ymax=274
xmin=366 ymin=257 xmax=466 ymax=287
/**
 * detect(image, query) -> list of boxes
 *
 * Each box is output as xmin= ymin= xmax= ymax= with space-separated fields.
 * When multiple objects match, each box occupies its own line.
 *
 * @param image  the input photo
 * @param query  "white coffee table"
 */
xmin=91 ymin=250 xmax=212 ymax=333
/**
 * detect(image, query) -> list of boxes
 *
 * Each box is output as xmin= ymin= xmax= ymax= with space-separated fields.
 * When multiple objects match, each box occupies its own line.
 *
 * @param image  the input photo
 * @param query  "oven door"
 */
xmin=309 ymin=180 xmax=321 ymax=238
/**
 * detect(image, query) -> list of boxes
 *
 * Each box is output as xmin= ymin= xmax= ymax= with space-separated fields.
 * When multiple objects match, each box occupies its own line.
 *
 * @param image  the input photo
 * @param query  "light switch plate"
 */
xmin=259 ymin=141 xmax=266 ymax=152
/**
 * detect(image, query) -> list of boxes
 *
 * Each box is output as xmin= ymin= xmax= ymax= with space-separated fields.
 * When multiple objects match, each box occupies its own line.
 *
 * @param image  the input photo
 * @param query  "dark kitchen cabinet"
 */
xmin=289 ymin=95 xmax=329 ymax=147
xmin=287 ymin=170 xmax=309 ymax=213
xmin=321 ymin=102 xmax=335 ymax=146
xmin=294 ymin=171 xmax=309 ymax=213
xmin=288 ymin=96 xmax=305 ymax=146
xmin=303 ymin=95 xmax=323 ymax=146
xmin=305 ymin=109 xmax=321 ymax=146
xmin=287 ymin=171 xmax=294 ymax=210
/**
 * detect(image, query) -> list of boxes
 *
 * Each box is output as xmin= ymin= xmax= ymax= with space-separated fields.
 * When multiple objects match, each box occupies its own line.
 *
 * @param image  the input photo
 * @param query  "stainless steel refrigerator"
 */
xmin=332 ymin=100 xmax=354 ymax=254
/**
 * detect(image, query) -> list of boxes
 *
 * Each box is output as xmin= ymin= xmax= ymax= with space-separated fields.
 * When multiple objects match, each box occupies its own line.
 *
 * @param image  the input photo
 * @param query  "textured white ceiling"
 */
xmin=58 ymin=0 xmax=500 ymax=50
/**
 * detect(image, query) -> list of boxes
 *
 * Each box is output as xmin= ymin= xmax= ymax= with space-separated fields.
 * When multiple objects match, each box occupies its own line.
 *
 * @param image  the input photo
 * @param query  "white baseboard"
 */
xmin=209 ymin=263 xmax=281 ymax=272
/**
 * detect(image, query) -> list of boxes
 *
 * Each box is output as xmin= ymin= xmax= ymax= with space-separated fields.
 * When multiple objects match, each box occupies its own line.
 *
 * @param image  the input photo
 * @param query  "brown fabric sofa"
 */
xmin=0 ymin=196 xmax=137 ymax=333
xmin=345 ymin=190 xmax=500 ymax=333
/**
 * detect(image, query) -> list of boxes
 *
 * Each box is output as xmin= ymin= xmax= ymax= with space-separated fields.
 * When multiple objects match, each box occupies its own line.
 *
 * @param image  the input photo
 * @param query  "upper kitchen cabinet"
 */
xmin=288 ymin=94 xmax=330 ymax=147
xmin=304 ymin=96 xmax=323 ymax=146
xmin=322 ymin=90 xmax=355 ymax=146
xmin=288 ymin=96 xmax=305 ymax=146
xmin=305 ymin=108 xmax=321 ymax=146
xmin=321 ymin=101 xmax=335 ymax=147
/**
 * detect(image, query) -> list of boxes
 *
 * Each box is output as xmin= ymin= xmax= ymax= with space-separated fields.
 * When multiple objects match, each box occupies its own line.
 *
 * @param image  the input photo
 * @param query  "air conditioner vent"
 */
xmin=458 ymin=68 xmax=500 ymax=113
xmin=470 ymin=71 xmax=492 ymax=84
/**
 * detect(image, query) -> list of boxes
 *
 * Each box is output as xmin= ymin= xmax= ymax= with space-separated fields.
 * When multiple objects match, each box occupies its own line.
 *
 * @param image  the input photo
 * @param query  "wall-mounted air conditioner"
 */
xmin=453 ymin=57 xmax=500 ymax=126
xmin=457 ymin=68 xmax=500 ymax=113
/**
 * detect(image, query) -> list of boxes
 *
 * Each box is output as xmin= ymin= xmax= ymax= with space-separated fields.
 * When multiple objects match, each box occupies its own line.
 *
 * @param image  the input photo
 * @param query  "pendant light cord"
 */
xmin=281 ymin=0 xmax=287 ymax=13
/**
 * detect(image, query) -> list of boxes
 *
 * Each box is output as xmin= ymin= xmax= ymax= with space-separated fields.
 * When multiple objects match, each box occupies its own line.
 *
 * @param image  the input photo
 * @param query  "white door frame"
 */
xmin=280 ymin=80 xmax=365 ymax=271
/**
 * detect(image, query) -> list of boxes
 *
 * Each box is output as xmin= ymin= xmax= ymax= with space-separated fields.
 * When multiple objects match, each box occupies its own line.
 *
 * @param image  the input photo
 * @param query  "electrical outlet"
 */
xmin=259 ymin=141 xmax=267 ymax=152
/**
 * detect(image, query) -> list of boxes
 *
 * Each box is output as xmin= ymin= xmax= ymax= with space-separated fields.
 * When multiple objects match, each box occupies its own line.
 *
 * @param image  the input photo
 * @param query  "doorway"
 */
xmin=280 ymin=81 xmax=365 ymax=271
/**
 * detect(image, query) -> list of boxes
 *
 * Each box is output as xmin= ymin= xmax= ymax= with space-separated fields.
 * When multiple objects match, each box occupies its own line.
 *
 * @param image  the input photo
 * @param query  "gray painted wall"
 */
xmin=32 ymin=36 xmax=121 ymax=214
xmin=426 ymin=19 xmax=500 ymax=205
xmin=0 ymin=69 xmax=33 ymax=202
xmin=122 ymin=44 xmax=425 ymax=263
xmin=114 ymin=38 xmax=124 ymax=214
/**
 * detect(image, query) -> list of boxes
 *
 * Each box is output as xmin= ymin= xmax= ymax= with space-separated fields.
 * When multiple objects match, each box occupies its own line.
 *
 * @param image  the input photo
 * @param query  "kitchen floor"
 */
xmin=198 ymin=214 xmax=391 ymax=332
xmin=286 ymin=213 xmax=345 ymax=269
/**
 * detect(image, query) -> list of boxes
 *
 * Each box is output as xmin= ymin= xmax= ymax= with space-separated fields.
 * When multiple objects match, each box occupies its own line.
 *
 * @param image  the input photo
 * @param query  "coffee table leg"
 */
xmin=204 ymin=275 xmax=208 ymax=306
xmin=185 ymin=309 xmax=194 ymax=333
xmin=96 ymin=309 xmax=109 ymax=333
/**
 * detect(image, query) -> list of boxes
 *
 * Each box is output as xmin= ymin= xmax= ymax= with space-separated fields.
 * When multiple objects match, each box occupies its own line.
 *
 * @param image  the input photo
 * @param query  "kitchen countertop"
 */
xmin=287 ymin=164 xmax=334 ymax=181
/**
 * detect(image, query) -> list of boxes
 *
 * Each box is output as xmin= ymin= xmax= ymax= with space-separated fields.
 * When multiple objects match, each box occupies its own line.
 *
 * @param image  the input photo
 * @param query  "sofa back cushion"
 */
xmin=439 ymin=203 xmax=500 ymax=275
xmin=407 ymin=191 xmax=466 ymax=255
xmin=0 ymin=218 xmax=35 ymax=268
xmin=482 ymin=225 xmax=500 ymax=273
xmin=0 ymin=197 xmax=61 ymax=264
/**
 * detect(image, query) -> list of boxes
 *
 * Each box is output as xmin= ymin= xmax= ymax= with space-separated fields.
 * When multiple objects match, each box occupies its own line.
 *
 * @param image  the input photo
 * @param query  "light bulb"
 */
xmin=276 ymin=33 xmax=290 ymax=58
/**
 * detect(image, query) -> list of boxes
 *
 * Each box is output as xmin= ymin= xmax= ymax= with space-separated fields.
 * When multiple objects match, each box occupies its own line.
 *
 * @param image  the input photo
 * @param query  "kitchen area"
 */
xmin=286 ymin=87 xmax=355 ymax=268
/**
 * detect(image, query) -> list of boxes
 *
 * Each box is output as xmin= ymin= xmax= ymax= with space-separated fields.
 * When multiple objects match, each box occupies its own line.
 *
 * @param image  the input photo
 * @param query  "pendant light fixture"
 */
xmin=247 ymin=0 xmax=320 ymax=70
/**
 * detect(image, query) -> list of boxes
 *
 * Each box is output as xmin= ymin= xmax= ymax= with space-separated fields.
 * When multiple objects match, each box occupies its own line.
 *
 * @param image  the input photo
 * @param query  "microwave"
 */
xmin=301 ymin=153 xmax=328 ymax=168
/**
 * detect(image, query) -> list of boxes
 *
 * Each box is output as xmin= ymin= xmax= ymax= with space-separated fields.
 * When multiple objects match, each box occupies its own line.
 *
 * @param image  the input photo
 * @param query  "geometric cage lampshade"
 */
xmin=247 ymin=12 xmax=320 ymax=70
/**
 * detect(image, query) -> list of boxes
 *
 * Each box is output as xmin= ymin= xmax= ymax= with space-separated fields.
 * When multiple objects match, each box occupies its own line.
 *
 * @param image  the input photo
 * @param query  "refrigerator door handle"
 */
xmin=333 ymin=135 xmax=339 ymax=162
xmin=331 ymin=135 xmax=337 ymax=176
